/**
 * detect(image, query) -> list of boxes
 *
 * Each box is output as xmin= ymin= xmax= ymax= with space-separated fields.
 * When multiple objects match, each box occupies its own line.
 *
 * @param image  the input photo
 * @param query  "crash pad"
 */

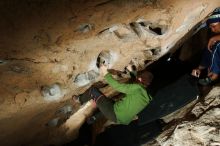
xmin=138 ymin=74 xmax=199 ymax=126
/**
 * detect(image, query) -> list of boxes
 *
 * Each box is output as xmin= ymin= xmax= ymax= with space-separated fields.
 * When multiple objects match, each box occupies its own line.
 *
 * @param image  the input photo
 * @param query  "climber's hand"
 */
xmin=99 ymin=65 xmax=108 ymax=76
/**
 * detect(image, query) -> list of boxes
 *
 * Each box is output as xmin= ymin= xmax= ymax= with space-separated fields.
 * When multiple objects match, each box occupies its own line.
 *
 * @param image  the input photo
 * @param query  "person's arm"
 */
xmin=100 ymin=65 xmax=137 ymax=94
xmin=208 ymin=35 xmax=220 ymax=52
xmin=104 ymin=73 xmax=136 ymax=94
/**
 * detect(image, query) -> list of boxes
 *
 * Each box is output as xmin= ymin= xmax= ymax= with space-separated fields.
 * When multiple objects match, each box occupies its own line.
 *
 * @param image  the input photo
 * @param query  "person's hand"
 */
xmin=208 ymin=35 xmax=220 ymax=52
xmin=99 ymin=65 xmax=108 ymax=76
xmin=191 ymin=68 xmax=201 ymax=78
xmin=125 ymin=64 xmax=133 ymax=72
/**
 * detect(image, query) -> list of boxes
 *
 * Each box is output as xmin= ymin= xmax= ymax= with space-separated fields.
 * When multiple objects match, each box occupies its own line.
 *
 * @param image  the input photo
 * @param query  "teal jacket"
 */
xmin=104 ymin=73 xmax=152 ymax=125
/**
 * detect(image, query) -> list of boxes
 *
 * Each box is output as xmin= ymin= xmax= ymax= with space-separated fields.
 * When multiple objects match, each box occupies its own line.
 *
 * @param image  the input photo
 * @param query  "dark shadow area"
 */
xmin=147 ymin=52 xmax=193 ymax=96
xmin=94 ymin=119 xmax=164 ymax=146
xmin=64 ymin=123 xmax=92 ymax=146
xmin=149 ymin=26 xmax=162 ymax=35
xmin=94 ymin=120 xmax=139 ymax=146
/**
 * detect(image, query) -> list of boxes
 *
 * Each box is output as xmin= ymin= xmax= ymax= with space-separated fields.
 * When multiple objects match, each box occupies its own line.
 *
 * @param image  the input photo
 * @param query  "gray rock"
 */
xmin=74 ymin=70 xmax=99 ymax=87
xmin=96 ymin=50 xmax=113 ymax=68
xmin=41 ymin=83 xmax=64 ymax=101
xmin=46 ymin=117 xmax=60 ymax=127
xmin=56 ymin=105 xmax=74 ymax=116
xmin=77 ymin=23 xmax=94 ymax=33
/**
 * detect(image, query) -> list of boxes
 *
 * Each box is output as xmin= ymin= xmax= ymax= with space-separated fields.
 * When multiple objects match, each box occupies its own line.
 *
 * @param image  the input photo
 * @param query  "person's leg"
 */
xmin=209 ymin=42 xmax=220 ymax=80
xmin=200 ymin=48 xmax=212 ymax=69
xmin=75 ymin=87 xmax=93 ymax=104
xmin=75 ymin=86 xmax=117 ymax=122
xmin=199 ymin=44 xmax=220 ymax=85
xmin=96 ymin=96 xmax=117 ymax=123
xmin=87 ymin=110 xmax=104 ymax=124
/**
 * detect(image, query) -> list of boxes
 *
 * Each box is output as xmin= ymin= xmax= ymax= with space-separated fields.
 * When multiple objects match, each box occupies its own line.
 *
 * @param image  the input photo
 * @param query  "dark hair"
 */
xmin=136 ymin=71 xmax=154 ymax=87
xmin=206 ymin=11 xmax=220 ymax=26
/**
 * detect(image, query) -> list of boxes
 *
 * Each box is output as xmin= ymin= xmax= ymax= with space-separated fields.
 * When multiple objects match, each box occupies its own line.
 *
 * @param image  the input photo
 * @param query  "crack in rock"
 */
xmin=5 ymin=57 xmax=53 ymax=64
xmin=77 ymin=23 xmax=94 ymax=33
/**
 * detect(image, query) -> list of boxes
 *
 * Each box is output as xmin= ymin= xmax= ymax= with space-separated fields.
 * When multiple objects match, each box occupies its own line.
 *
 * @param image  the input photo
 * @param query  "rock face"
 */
xmin=146 ymin=86 xmax=220 ymax=146
xmin=0 ymin=0 xmax=220 ymax=145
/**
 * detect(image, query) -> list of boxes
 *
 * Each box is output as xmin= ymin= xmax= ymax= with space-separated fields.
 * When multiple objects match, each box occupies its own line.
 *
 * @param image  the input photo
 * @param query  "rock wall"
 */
xmin=0 ymin=0 xmax=220 ymax=145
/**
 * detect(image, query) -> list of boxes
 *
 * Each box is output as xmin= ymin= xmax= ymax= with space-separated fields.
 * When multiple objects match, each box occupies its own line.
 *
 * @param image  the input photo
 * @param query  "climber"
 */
xmin=75 ymin=64 xmax=153 ymax=125
xmin=191 ymin=9 xmax=220 ymax=86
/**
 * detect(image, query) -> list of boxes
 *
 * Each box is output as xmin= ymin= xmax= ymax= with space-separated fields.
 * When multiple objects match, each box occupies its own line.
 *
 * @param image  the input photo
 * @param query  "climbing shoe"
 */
xmin=73 ymin=87 xmax=105 ymax=105
xmin=198 ymin=77 xmax=212 ymax=86
xmin=89 ymin=87 xmax=105 ymax=102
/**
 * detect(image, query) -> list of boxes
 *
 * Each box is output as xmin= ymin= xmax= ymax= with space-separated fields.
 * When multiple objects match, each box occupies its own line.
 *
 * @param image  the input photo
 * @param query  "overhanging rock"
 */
xmin=0 ymin=0 xmax=220 ymax=145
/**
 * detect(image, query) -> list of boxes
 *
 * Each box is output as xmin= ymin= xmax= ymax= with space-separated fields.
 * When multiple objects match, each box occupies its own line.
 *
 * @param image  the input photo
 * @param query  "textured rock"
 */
xmin=0 ymin=0 xmax=220 ymax=145
xmin=14 ymin=92 xmax=28 ymax=106
xmin=144 ymin=86 xmax=220 ymax=146
xmin=41 ymin=83 xmax=64 ymax=101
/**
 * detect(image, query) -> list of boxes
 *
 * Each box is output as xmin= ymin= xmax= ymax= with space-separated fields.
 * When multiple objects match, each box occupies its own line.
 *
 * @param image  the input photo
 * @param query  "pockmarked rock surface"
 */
xmin=145 ymin=86 xmax=220 ymax=146
xmin=0 ymin=0 xmax=220 ymax=145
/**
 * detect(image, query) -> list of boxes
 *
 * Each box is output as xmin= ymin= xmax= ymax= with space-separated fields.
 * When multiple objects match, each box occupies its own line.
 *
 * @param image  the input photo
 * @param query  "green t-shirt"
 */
xmin=104 ymin=73 xmax=152 ymax=125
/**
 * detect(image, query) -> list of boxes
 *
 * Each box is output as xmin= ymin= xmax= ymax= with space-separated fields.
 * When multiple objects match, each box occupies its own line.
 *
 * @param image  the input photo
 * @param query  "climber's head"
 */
xmin=136 ymin=71 xmax=154 ymax=87
xmin=207 ymin=11 xmax=220 ymax=33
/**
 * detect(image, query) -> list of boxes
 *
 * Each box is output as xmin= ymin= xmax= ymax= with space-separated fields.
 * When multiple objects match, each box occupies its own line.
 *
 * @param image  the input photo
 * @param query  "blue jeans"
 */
xmin=200 ymin=42 xmax=220 ymax=74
